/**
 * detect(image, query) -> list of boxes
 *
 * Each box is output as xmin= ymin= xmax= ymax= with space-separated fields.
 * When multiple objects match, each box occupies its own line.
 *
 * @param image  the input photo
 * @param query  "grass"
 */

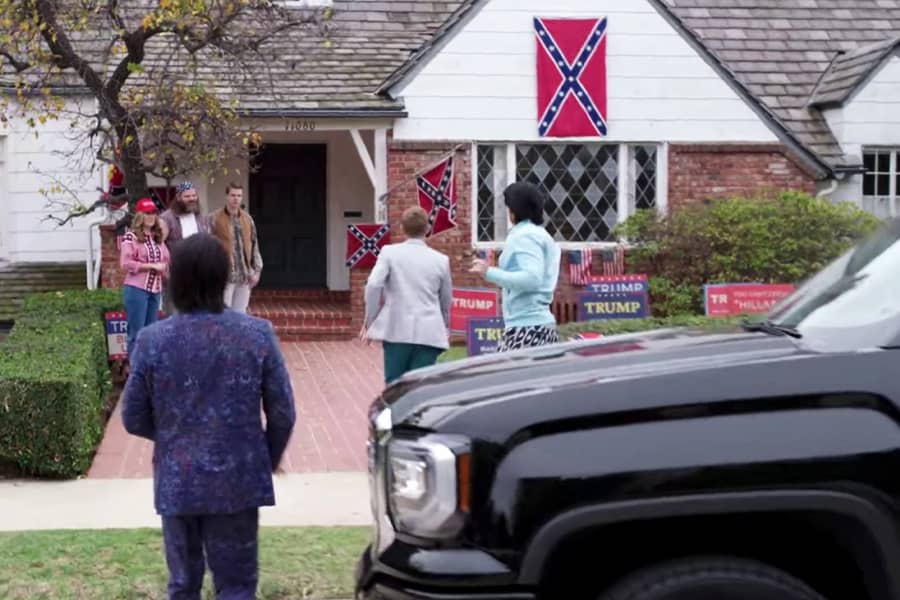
xmin=0 ymin=526 xmax=368 ymax=599
xmin=438 ymin=347 xmax=467 ymax=362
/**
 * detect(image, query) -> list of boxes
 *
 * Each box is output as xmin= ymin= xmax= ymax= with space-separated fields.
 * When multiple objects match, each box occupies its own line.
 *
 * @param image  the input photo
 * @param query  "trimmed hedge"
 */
xmin=441 ymin=315 xmax=746 ymax=362
xmin=0 ymin=288 xmax=123 ymax=478
xmin=557 ymin=314 xmax=744 ymax=338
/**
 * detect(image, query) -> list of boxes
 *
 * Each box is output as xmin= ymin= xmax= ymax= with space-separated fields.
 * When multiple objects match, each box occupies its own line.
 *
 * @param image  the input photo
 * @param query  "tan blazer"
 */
xmin=364 ymin=239 xmax=452 ymax=350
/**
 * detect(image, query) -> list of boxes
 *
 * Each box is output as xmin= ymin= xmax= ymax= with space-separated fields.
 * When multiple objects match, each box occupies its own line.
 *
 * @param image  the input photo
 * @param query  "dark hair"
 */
xmin=225 ymin=182 xmax=242 ymax=194
xmin=169 ymin=233 xmax=228 ymax=314
xmin=401 ymin=205 xmax=429 ymax=238
xmin=504 ymin=182 xmax=545 ymax=224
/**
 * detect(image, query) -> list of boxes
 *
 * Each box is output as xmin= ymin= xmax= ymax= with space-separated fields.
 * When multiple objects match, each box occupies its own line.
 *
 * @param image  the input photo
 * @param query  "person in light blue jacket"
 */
xmin=470 ymin=182 xmax=561 ymax=351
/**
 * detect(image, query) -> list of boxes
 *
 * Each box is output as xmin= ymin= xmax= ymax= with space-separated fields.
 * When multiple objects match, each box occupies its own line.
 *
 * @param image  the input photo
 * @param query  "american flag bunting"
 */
xmin=567 ymin=248 xmax=593 ymax=285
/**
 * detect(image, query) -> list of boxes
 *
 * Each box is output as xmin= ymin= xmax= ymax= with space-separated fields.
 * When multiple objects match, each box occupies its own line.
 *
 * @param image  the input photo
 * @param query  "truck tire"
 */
xmin=598 ymin=556 xmax=828 ymax=600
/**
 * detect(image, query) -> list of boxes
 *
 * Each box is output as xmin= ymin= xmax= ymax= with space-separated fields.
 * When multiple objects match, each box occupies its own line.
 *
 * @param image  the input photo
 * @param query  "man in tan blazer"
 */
xmin=361 ymin=206 xmax=452 ymax=384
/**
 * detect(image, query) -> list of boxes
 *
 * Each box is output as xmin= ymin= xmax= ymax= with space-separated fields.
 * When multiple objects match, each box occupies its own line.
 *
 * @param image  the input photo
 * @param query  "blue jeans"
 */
xmin=122 ymin=284 xmax=161 ymax=356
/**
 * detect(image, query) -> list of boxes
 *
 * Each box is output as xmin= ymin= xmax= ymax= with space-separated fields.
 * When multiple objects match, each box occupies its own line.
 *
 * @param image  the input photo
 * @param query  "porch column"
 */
xmin=349 ymin=127 xmax=389 ymax=223
xmin=374 ymin=128 xmax=388 ymax=223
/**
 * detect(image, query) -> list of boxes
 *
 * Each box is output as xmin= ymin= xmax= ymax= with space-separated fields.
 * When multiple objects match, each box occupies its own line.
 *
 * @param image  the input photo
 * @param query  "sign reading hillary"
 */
xmin=578 ymin=274 xmax=650 ymax=321
xmin=704 ymin=283 xmax=795 ymax=317
xmin=450 ymin=288 xmax=499 ymax=334
xmin=466 ymin=317 xmax=505 ymax=357
xmin=535 ymin=16 xmax=608 ymax=138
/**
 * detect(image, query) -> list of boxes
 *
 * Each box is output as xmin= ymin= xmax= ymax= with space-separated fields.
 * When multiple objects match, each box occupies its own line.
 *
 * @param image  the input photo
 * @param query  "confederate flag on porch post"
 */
xmin=345 ymin=224 xmax=390 ymax=269
xmin=416 ymin=156 xmax=457 ymax=237
xmin=535 ymin=16 xmax=608 ymax=138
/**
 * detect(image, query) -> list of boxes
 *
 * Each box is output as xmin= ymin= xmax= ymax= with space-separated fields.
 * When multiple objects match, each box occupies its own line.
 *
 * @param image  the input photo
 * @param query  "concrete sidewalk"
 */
xmin=0 ymin=472 xmax=371 ymax=531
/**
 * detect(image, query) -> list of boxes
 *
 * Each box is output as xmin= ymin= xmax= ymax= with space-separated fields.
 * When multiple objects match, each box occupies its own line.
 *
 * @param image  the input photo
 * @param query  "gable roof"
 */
xmin=659 ymin=0 xmax=900 ymax=172
xmin=809 ymin=37 xmax=900 ymax=109
xmin=380 ymin=0 xmax=900 ymax=177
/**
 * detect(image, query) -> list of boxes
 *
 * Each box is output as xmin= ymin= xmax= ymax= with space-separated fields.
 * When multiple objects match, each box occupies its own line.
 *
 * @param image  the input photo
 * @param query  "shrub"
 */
xmin=558 ymin=314 xmax=744 ymax=338
xmin=616 ymin=192 xmax=881 ymax=316
xmin=0 ymin=289 xmax=123 ymax=478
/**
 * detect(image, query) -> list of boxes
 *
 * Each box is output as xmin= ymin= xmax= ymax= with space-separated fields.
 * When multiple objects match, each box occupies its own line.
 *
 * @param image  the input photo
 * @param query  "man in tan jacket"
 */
xmin=209 ymin=183 xmax=263 ymax=313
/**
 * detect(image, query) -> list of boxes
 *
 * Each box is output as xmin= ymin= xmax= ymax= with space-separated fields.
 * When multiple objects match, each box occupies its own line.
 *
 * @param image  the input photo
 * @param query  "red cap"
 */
xmin=135 ymin=197 xmax=157 ymax=214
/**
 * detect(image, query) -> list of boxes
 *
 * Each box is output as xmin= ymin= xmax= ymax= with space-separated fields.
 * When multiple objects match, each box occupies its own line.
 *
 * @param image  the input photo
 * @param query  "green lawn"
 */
xmin=0 ymin=526 xmax=368 ymax=599
xmin=438 ymin=346 xmax=467 ymax=362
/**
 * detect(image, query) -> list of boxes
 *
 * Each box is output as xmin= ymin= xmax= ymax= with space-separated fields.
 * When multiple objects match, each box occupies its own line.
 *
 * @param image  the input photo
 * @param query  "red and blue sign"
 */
xmin=451 ymin=287 xmax=500 ymax=334
xmin=465 ymin=317 xmax=505 ymax=357
xmin=578 ymin=274 xmax=650 ymax=321
xmin=104 ymin=310 xmax=166 ymax=360
xmin=704 ymin=283 xmax=795 ymax=317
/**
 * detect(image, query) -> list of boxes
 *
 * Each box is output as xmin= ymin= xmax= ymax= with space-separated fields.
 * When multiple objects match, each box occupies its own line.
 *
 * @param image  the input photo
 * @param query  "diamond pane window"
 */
xmin=476 ymin=146 xmax=496 ymax=242
xmin=516 ymin=144 xmax=619 ymax=242
xmin=634 ymin=145 xmax=657 ymax=210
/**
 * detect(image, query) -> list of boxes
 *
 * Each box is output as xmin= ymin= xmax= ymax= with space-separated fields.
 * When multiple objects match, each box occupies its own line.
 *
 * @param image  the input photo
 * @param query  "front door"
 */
xmin=249 ymin=144 xmax=327 ymax=288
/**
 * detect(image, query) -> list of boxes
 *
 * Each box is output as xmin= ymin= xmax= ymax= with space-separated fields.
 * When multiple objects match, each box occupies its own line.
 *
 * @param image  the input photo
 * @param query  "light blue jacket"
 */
xmin=485 ymin=220 xmax=561 ymax=328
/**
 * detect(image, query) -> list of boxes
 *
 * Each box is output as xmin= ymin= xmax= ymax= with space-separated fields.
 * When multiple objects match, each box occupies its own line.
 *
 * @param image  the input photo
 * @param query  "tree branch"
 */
xmin=33 ymin=0 xmax=105 ymax=95
xmin=0 ymin=48 xmax=31 ymax=72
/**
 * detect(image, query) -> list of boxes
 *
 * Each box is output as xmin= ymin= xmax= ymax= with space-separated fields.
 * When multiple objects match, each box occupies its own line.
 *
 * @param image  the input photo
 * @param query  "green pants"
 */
xmin=383 ymin=342 xmax=443 ymax=384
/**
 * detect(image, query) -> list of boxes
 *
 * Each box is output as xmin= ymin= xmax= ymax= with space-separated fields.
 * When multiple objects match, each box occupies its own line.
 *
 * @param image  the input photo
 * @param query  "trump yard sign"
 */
xmin=578 ymin=275 xmax=650 ymax=321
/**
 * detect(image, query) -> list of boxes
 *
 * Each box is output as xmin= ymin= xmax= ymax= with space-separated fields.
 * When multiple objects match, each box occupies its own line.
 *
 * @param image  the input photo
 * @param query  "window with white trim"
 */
xmin=474 ymin=142 xmax=664 ymax=244
xmin=862 ymin=149 xmax=900 ymax=219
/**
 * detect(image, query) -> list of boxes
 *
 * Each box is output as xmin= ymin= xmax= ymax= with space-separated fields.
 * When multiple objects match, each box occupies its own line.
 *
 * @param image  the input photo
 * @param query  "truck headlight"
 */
xmin=387 ymin=434 xmax=470 ymax=539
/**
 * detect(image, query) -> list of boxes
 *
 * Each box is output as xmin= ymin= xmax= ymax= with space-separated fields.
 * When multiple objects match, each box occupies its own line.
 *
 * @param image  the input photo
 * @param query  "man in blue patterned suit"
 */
xmin=122 ymin=233 xmax=296 ymax=600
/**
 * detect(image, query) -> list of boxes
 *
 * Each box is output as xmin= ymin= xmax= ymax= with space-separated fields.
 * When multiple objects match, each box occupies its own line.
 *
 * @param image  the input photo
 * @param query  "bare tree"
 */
xmin=0 ymin=0 xmax=331 ymax=224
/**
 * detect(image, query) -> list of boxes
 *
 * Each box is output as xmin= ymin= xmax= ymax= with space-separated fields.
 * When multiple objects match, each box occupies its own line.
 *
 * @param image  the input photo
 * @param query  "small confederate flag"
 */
xmin=600 ymin=245 xmax=625 ymax=276
xmin=416 ymin=156 xmax=457 ymax=237
xmin=535 ymin=16 xmax=608 ymax=138
xmin=345 ymin=224 xmax=390 ymax=269
xmin=567 ymin=248 xmax=593 ymax=285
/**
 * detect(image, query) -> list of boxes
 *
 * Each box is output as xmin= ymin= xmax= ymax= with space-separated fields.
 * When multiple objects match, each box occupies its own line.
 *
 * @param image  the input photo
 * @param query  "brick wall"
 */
xmin=668 ymin=144 xmax=817 ymax=209
xmin=99 ymin=225 xmax=124 ymax=289
xmin=349 ymin=140 xmax=599 ymax=330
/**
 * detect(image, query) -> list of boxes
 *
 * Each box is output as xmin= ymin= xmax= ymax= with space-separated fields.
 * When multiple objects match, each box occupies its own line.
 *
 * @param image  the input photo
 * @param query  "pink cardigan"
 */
xmin=119 ymin=230 xmax=170 ymax=294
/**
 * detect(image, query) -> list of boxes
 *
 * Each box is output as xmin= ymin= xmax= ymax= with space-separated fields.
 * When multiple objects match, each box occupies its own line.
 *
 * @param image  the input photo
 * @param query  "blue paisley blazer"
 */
xmin=122 ymin=310 xmax=296 ymax=516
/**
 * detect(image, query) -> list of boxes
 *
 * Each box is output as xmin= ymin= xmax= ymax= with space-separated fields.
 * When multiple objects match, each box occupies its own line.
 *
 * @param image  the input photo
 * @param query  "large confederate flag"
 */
xmin=535 ymin=17 xmax=608 ymax=138
xmin=416 ymin=156 xmax=457 ymax=237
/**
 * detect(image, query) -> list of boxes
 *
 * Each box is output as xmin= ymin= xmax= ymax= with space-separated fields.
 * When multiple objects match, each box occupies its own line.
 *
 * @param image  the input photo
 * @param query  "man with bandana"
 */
xmin=159 ymin=181 xmax=211 ymax=314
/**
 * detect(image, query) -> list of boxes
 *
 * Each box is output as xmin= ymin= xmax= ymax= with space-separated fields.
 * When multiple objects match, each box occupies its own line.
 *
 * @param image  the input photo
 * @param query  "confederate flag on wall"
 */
xmin=535 ymin=16 xmax=608 ymax=138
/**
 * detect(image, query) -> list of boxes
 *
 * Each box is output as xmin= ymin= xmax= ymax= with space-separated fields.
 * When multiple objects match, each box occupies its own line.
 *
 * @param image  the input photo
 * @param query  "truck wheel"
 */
xmin=598 ymin=556 xmax=828 ymax=600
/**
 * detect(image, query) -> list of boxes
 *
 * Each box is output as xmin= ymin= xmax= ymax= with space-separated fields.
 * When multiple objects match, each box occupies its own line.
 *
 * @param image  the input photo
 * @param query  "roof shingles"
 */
xmin=662 ymin=0 xmax=900 ymax=167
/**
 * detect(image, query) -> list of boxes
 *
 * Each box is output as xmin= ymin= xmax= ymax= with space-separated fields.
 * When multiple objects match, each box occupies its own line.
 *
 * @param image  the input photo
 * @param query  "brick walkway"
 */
xmin=87 ymin=341 xmax=384 ymax=478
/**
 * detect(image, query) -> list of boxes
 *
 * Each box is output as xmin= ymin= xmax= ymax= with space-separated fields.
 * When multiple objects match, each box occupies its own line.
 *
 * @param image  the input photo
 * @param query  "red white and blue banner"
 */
xmin=345 ymin=224 xmax=391 ymax=269
xmin=416 ymin=156 xmax=457 ymax=237
xmin=535 ymin=16 xmax=608 ymax=138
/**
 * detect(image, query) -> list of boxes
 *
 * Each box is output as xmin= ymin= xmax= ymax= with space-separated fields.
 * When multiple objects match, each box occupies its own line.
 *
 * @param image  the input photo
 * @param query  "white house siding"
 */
xmin=198 ymin=127 xmax=375 ymax=291
xmin=391 ymin=0 xmax=779 ymax=143
xmin=823 ymin=54 xmax=900 ymax=207
xmin=1 ymin=97 xmax=102 ymax=264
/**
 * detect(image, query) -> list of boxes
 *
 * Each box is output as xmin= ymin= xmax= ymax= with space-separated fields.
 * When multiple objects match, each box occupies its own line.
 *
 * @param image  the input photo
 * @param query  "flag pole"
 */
xmin=376 ymin=143 xmax=466 ymax=208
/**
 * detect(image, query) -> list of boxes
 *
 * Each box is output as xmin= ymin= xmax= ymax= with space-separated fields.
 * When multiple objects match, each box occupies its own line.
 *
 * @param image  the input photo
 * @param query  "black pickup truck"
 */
xmin=355 ymin=218 xmax=900 ymax=600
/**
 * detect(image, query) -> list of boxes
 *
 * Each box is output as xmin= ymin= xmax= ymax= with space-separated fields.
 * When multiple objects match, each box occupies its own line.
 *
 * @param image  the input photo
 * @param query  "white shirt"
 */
xmin=179 ymin=214 xmax=199 ymax=238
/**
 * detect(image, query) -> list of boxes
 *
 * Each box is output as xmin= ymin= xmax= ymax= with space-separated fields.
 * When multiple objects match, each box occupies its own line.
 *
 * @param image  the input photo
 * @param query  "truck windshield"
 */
xmin=766 ymin=217 xmax=900 ymax=350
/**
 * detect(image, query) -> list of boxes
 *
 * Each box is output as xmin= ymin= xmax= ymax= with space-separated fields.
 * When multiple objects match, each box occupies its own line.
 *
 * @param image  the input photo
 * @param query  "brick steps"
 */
xmin=248 ymin=293 xmax=354 ymax=342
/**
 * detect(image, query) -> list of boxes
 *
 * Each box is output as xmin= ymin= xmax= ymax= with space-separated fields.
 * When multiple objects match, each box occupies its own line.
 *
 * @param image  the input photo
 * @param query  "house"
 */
xmin=2 ymin=0 xmax=899 ymax=337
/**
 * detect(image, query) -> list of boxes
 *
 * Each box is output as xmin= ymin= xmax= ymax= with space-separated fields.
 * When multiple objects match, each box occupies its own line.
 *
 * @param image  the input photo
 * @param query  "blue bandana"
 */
xmin=176 ymin=181 xmax=195 ymax=194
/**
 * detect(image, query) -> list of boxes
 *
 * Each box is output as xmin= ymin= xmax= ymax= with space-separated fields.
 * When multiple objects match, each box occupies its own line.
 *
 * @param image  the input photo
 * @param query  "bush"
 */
xmin=558 ymin=314 xmax=744 ymax=338
xmin=0 ymin=288 xmax=123 ymax=478
xmin=616 ymin=192 xmax=881 ymax=316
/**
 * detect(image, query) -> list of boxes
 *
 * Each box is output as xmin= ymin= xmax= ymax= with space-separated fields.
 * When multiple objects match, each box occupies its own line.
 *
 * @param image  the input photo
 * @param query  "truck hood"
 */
xmin=379 ymin=327 xmax=813 ymax=433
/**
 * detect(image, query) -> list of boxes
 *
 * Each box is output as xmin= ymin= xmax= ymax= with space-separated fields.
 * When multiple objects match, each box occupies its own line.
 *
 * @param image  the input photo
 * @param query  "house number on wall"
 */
xmin=285 ymin=120 xmax=317 ymax=132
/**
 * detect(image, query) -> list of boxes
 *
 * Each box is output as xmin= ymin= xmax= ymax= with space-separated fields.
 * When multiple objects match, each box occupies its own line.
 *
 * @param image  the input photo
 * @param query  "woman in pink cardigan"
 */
xmin=120 ymin=197 xmax=170 ymax=356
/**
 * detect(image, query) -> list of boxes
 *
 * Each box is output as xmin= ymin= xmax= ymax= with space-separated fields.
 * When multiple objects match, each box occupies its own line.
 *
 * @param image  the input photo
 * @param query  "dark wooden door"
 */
xmin=249 ymin=144 xmax=327 ymax=288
